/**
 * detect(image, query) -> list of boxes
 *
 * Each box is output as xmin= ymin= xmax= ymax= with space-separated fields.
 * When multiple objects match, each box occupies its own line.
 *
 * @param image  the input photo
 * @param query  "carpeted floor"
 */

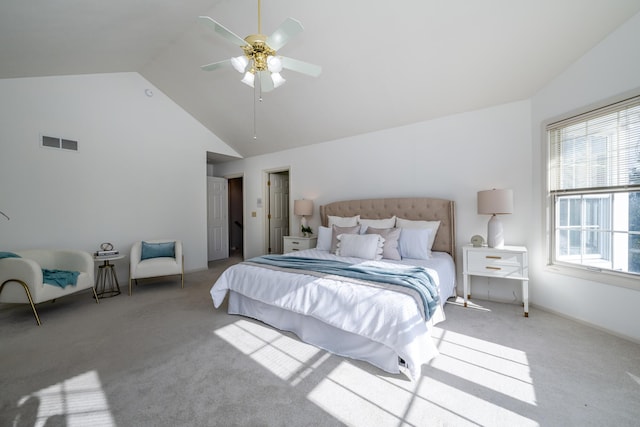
xmin=1 ymin=256 xmax=639 ymax=427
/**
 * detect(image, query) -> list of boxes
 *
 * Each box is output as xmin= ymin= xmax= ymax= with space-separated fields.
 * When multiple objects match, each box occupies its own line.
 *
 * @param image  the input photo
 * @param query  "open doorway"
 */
xmin=266 ymin=170 xmax=289 ymax=254
xmin=228 ymin=176 xmax=243 ymax=258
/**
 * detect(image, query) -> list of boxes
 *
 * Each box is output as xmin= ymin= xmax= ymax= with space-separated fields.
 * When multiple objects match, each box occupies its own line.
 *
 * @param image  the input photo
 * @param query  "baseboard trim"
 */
xmin=530 ymin=303 xmax=640 ymax=345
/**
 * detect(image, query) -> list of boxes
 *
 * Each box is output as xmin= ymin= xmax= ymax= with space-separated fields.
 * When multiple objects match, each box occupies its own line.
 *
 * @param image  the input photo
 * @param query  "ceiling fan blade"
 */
xmin=199 ymin=16 xmax=250 ymax=47
xmin=267 ymin=18 xmax=304 ymax=51
xmin=200 ymin=59 xmax=232 ymax=72
xmin=281 ymin=57 xmax=322 ymax=77
xmin=258 ymin=71 xmax=275 ymax=92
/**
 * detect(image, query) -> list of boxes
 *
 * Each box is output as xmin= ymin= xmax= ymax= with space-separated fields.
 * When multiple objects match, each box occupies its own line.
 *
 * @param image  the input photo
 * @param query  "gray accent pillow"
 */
xmin=365 ymin=227 xmax=401 ymax=260
xmin=331 ymin=225 xmax=361 ymax=254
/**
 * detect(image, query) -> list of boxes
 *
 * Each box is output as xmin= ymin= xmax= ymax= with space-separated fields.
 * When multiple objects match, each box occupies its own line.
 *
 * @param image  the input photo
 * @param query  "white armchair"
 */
xmin=129 ymin=240 xmax=184 ymax=295
xmin=0 ymin=249 xmax=98 ymax=325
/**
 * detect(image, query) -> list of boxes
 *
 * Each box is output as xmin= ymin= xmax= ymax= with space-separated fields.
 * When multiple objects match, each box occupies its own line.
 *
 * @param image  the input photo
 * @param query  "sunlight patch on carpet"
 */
xmin=629 ymin=371 xmax=640 ymax=386
xmin=215 ymin=319 xmax=327 ymax=383
xmin=406 ymin=374 xmax=538 ymax=426
xmin=307 ymin=326 xmax=539 ymax=426
xmin=307 ymin=362 xmax=413 ymax=426
xmin=14 ymin=370 xmax=115 ymax=426
xmin=430 ymin=326 xmax=536 ymax=405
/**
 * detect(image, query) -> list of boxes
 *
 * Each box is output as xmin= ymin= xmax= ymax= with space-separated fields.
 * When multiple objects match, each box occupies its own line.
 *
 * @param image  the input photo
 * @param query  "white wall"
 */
xmin=531 ymin=12 xmax=640 ymax=341
xmin=0 ymin=72 xmax=240 ymax=278
xmin=214 ymin=99 xmax=533 ymax=303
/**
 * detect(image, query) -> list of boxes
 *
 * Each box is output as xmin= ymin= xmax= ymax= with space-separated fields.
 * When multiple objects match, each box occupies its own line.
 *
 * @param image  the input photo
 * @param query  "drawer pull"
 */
xmin=486 ymin=255 xmax=502 ymax=259
xmin=486 ymin=266 xmax=501 ymax=270
xmin=292 ymin=241 xmax=299 ymax=245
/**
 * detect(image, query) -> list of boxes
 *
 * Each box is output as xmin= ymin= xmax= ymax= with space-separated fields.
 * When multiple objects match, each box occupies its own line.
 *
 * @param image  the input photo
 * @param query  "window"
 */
xmin=548 ymin=95 xmax=640 ymax=278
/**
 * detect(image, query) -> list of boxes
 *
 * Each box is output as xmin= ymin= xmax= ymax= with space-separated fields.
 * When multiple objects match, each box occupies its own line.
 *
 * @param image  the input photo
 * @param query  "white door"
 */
xmin=268 ymin=172 xmax=289 ymax=254
xmin=207 ymin=177 xmax=229 ymax=261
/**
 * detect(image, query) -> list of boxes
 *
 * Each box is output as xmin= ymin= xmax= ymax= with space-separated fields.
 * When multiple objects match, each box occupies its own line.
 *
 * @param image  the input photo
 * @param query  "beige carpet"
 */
xmin=1 ymin=257 xmax=639 ymax=427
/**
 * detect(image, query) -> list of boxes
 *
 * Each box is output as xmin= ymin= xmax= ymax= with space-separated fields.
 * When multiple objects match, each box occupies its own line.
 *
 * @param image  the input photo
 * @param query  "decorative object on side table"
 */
xmin=294 ymin=199 xmax=314 ymax=237
xmin=470 ymin=234 xmax=485 ymax=247
xmin=477 ymin=188 xmax=513 ymax=248
xmin=301 ymin=224 xmax=313 ymax=237
xmin=95 ymin=242 xmax=119 ymax=258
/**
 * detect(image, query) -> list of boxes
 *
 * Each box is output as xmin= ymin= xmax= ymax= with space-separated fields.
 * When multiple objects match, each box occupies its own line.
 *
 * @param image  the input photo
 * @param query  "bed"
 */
xmin=210 ymin=197 xmax=457 ymax=379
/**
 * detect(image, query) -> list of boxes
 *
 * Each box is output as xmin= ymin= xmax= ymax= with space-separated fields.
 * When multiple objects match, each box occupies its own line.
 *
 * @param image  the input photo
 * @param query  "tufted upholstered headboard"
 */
xmin=320 ymin=197 xmax=456 ymax=259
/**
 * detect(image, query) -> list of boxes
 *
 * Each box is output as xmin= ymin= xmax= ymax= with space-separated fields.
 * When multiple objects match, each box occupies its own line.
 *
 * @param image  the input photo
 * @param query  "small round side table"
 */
xmin=93 ymin=254 xmax=125 ymax=298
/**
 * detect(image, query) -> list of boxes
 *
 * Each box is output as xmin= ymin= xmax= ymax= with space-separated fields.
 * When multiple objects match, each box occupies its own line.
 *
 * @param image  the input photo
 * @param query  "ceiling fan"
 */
xmin=199 ymin=0 xmax=322 ymax=92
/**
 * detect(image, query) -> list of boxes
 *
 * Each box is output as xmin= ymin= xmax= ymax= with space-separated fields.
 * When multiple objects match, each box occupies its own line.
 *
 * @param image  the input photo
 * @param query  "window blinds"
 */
xmin=548 ymin=95 xmax=640 ymax=193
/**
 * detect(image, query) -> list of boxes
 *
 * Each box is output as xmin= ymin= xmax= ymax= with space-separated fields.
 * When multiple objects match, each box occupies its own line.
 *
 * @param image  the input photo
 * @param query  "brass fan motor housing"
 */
xmin=242 ymin=34 xmax=276 ymax=72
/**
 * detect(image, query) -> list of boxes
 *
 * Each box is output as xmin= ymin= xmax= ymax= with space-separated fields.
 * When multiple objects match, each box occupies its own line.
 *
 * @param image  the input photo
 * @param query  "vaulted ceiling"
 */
xmin=2 ymin=1 xmax=639 ymax=161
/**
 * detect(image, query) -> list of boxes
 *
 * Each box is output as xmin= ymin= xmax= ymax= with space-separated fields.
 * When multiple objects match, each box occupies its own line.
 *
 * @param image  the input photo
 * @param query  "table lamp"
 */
xmin=477 ymin=189 xmax=513 ymax=248
xmin=293 ymin=199 xmax=313 ymax=236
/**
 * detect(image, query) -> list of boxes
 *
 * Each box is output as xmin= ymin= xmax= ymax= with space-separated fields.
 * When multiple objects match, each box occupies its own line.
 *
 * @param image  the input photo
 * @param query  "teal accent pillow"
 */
xmin=141 ymin=241 xmax=175 ymax=260
xmin=0 ymin=251 xmax=21 ymax=259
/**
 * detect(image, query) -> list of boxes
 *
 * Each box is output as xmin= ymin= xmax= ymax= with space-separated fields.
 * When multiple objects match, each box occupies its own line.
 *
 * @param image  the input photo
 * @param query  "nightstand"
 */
xmin=463 ymin=245 xmax=529 ymax=317
xmin=283 ymin=236 xmax=317 ymax=254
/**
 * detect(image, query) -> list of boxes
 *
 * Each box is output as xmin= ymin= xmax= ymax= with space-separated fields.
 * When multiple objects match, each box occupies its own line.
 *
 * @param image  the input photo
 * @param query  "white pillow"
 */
xmin=336 ymin=233 xmax=384 ymax=260
xmin=398 ymin=228 xmax=432 ymax=260
xmin=358 ymin=216 xmax=396 ymax=233
xmin=316 ymin=226 xmax=332 ymax=251
xmin=328 ymin=215 xmax=360 ymax=228
xmin=395 ymin=217 xmax=440 ymax=250
xmin=331 ymin=225 xmax=361 ymax=253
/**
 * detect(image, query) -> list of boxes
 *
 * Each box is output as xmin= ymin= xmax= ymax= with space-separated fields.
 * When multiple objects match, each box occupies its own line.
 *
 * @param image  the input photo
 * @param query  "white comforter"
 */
xmin=210 ymin=249 xmax=456 ymax=379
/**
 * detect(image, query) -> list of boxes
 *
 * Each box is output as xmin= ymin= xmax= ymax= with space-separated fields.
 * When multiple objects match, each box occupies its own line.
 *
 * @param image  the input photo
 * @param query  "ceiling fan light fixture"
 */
xmin=241 ymin=71 xmax=255 ymax=87
xmin=271 ymin=72 xmax=286 ymax=88
xmin=231 ymin=55 xmax=249 ymax=73
xmin=267 ymin=55 xmax=283 ymax=73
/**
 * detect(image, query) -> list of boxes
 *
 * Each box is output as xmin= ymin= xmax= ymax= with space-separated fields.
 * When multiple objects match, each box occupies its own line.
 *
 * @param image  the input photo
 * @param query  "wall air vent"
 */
xmin=41 ymin=135 xmax=78 ymax=152
xmin=61 ymin=139 xmax=78 ymax=151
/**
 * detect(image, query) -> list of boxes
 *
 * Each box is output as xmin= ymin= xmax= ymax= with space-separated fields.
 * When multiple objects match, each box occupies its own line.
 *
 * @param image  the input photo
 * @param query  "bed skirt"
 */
xmin=228 ymin=291 xmax=439 ymax=379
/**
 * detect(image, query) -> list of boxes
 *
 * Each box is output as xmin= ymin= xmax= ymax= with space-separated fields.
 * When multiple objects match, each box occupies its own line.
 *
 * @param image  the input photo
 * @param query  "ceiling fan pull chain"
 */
xmin=253 ymin=83 xmax=258 ymax=140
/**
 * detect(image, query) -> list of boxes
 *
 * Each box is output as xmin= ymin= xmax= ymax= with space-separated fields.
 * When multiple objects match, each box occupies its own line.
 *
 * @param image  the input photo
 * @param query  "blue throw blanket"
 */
xmin=246 ymin=255 xmax=440 ymax=320
xmin=42 ymin=269 xmax=80 ymax=288
xmin=0 ymin=252 xmax=21 ymax=259
xmin=0 ymin=253 xmax=79 ymax=288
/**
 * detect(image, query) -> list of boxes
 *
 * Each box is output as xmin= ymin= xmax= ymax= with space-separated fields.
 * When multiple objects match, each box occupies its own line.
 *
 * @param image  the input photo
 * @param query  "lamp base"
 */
xmin=487 ymin=214 xmax=504 ymax=248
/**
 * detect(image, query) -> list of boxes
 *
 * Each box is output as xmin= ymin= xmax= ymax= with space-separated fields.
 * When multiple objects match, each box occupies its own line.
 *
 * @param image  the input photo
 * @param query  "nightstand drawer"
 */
xmin=283 ymin=236 xmax=317 ymax=254
xmin=283 ymin=241 xmax=303 ymax=253
xmin=467 ymin=251 xmax=524 ymax=277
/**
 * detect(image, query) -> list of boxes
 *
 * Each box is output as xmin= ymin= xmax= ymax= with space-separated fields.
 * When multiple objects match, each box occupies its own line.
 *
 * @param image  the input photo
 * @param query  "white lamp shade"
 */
xmin=267 ymin=55 xmax=283 ymax=73
xmin=294 ymin=199 xmax=313 ymax=216
xmin=271 ymin=72 xmax=286 ymax=88
xmin=477 ymin=189 xmax=513 ymax=215
xmin=231 ymin=55 xmax=249 ymax=73
xmin=241 ymin=71 xmax=255 ymax=87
